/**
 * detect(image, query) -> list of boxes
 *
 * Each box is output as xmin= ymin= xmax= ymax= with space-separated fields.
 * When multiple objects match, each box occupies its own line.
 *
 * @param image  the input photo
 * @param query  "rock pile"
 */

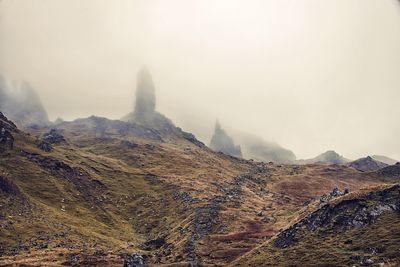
xmin=319 ymin=187 xmax=349 ymax=204
xmin=42 ymin=129 xmax=65 ymax=144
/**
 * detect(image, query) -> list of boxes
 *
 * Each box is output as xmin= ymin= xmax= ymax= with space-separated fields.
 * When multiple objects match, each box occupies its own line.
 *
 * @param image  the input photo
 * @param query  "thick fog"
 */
xmin=0 ymin=0 xmax=399 ymax=160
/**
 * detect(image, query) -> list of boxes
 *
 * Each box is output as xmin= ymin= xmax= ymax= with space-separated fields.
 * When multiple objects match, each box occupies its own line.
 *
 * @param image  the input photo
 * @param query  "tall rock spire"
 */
xmin=209 ymin=121 xmax=242 ymax=158
xmin=133 ymin=66 xmax=156 ymax=121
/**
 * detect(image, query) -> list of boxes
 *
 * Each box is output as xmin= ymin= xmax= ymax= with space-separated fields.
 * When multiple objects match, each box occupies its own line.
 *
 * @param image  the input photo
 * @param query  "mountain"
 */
xmin=349 ymin=156 xmax=388 ymax=172
xmin=0 ymin=75 xmax=49 ymax=127
xmin=1 ymin=71 xmax=399 ymax=266
xmin=298 ymin=150 xmax=350 ymax=165
xmin=209 ymin=121 xmax=242 ymax=158
xmin=232 ymin=184 xmax=400 ymax=266
xmin=371 ymin=155 xmax=399 ymax=165
xmin=234 ymin=133 xmax=296 ymax=164
xmin=1 ymin=107 xmax=397 ymax=265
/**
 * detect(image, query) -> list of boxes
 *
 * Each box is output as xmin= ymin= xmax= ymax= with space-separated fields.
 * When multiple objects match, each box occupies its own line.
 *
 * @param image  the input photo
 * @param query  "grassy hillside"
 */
xmin=1 ymin=114 xmax=399 ymax=266
xmin=232 ymin=184 xmax=400 ymax=267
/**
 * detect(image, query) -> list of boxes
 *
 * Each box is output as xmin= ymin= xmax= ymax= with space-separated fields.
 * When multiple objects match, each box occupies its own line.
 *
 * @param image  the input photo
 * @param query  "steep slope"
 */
xmin=349 ymin=156 xmax=388 ymax=172
xmin=298 ymin=150 xmax=350 ymax=165
xmin=232 ymin=184 xmax=400 ymax=267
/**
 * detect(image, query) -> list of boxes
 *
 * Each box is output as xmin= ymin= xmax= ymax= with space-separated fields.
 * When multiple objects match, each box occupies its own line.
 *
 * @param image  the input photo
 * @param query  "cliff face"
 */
xmin=209 ymin=122 xmax=242 ymax=158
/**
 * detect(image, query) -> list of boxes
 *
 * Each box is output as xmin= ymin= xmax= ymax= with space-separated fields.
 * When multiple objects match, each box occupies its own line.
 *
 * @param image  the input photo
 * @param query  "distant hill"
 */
xmin=234 ymin=132 xmax=296 ymax=164
xmin=371 ymin=155 xmax=399 ymax=165
xmin=298 ymin=150 xmax=350 ymax=165
xmin=348 ymin=156 xmax=388 ymax=172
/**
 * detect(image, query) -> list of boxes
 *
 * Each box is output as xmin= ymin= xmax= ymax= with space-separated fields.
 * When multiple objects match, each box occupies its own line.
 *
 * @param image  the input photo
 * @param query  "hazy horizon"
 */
xmin=1 ymin=0 xmax=399 ymax=160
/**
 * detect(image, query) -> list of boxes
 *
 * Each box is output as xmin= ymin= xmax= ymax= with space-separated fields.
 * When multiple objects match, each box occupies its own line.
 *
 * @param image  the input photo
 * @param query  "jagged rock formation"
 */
xmin=122 ymin=67 xmax=165 ymax=126
xmin=0 ymin=75 xmax=49 ymax=127
xmin=371 ymin=155 xmax=399 ymax=165
xmin=349 ymin=156 xmax=388 ymax=172
xmin=209 ymin=121 xmax=242 ymax=158
xmin=122 ymin=68 xmax=204 ymax=146
xmin=298 ymin=150 xmax=350 ymax=165
xmin=133 ymin=67 xmax=156 ymax=122
xmin=234 ymin=132 xmax=296 ymax=164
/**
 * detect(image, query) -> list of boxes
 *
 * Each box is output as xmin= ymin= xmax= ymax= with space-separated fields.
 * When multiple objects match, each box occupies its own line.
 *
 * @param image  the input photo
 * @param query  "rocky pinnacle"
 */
xmin=133 ymin=67 xmax=156 ymax=122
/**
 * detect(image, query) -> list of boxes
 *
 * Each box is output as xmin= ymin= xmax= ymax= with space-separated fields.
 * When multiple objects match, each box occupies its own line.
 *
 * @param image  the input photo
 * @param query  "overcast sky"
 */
xmin=0 ymin=0 xmax=399 ymax=160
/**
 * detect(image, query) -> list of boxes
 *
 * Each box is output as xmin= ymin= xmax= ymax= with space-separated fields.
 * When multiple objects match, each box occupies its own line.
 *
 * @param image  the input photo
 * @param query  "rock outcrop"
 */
xmin=42 ymin=129 xmax=66 ymax=144
xmin=349 ymin=156 xmax=388 ymax=172
xmin=122 ymin=67 xmax=162 ymax=125
xmin=274 ymin=184 xmax=400 ymax=249
xmin=122 ymin=68 xmax=204 ymax=146
xmin=133 ymin=67 xmax=156 ymax=122
xmin=209 ymin=121 xmax=242 ymax=158
xmin=0 ymin=76 xmax=49 ymax=127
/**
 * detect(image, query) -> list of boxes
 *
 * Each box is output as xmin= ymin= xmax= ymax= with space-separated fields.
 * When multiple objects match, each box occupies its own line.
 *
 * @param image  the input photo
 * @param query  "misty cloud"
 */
xmin=0 ymin=0 xmax=399 ymax=160
xmin=0 ymin=75 xmax=49 ymax=126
